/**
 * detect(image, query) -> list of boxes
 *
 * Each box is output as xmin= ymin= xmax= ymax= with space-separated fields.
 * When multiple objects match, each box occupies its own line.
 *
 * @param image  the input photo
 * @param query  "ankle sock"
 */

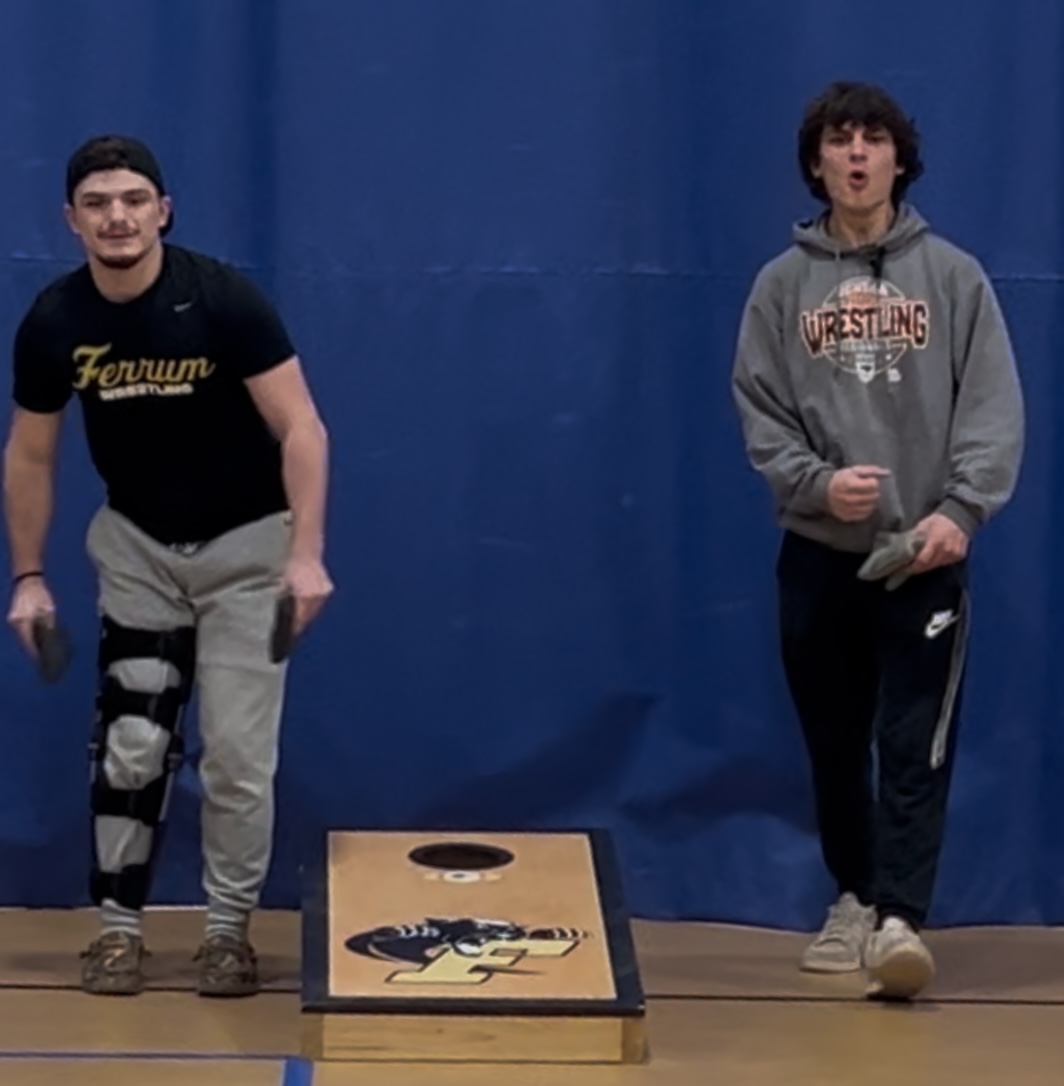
xmin=205 ymin=901 xmax=251 ymax=943
xmin=878 ymin=913 xmax=920 ymax=933
xmin=100 ymin=898 xmax=142 ymax=940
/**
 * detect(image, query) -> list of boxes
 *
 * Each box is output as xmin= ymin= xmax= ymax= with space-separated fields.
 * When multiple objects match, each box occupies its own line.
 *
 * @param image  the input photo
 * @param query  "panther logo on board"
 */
xmin=345 ymin=916 xmax=588 ymax=985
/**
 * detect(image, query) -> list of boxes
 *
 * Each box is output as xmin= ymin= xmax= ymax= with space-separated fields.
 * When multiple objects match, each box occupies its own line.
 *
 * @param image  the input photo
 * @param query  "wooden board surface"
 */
xmin=323 ymin=831 xmax=617 ymax=1003
xmin=0 ymin=990 xmax=298 ymax=1056
xmin=309 ymin=1012 xmax=646 ymax=1064
xmin=0 ymin=1059 xmax=283 ymax=1086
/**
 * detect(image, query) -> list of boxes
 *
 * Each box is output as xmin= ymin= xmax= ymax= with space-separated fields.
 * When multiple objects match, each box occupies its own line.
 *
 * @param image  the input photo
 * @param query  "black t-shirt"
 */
xmin=12 ymin=245 xmax=293 ymax=545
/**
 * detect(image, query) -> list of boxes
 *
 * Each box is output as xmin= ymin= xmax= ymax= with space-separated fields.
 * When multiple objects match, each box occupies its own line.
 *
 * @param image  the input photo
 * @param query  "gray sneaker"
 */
xmin=80 ymin=931 xmax=147 ymax=995
xmin=800 ymin=892 xmax=876 ymax=973
xmin=195 ymin=932 xmax=261 ymax=998
xmin=865 ymin=917 xmax=935 ymax=1000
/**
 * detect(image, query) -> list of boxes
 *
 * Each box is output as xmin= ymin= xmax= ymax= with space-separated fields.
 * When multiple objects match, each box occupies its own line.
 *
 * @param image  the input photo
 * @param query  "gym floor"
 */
xmin=0 ymin=909 xmax=1060 ymax=1085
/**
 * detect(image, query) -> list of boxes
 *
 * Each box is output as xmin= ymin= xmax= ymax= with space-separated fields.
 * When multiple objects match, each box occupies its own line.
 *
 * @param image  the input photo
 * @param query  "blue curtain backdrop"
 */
xmin=0 ymin=0 xmax=1059 ymax=930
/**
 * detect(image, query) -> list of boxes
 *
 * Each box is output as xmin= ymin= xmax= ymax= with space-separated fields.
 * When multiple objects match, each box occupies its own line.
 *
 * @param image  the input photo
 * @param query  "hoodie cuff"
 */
xmin=810 ymin=466 xmax=835 ymax=513
xmin=935 ymin=497 xmax=979 ymax=538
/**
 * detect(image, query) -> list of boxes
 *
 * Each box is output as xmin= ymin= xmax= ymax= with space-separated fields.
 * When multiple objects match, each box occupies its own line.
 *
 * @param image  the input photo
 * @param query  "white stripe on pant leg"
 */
xmin=930 ymin=589 xmax=971 ymax=770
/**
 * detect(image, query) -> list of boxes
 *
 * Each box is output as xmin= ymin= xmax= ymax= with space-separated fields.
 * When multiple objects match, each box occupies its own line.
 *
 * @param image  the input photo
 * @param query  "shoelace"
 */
xmin=815 ymin=905 xmax=859 ymax=946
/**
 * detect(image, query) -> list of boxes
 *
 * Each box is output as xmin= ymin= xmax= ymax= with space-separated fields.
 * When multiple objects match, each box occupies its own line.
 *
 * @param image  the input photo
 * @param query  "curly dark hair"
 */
xmin=798 ymin=81 xmax=924 ymax=206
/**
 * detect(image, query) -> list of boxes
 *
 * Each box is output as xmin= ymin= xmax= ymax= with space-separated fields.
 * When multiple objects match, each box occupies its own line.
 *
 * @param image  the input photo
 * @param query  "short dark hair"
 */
xmin=797 ymin=82 xmax=924 ymax=206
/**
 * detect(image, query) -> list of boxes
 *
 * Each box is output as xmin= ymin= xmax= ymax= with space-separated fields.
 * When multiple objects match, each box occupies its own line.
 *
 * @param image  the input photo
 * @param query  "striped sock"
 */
xmin=100 ymin=898 xmax=142 ymax=940
xmin=205 ymin=900 xmax=251 ymax=944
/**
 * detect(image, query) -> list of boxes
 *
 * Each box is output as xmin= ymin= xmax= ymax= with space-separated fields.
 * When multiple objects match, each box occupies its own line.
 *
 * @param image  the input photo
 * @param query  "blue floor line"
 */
xmin=282 ymin=1056 xmax=315 ymax=1086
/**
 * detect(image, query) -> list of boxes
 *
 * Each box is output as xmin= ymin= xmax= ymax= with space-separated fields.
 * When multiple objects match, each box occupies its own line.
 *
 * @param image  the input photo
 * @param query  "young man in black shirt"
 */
xmin=3 ymin=135 xmax=333 ymax=997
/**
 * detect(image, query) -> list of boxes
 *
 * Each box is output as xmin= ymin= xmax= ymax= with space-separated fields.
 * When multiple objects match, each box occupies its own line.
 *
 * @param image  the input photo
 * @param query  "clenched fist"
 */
xmin=827 ymin=465 xmax=891 ymax=523
xmin=7 ymin=575 xmax=56 ymax=659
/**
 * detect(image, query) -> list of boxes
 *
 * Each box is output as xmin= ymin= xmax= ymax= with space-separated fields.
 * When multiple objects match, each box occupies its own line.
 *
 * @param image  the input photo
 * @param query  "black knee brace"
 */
xmin=88 ymin=614 xmax=197 ymax=910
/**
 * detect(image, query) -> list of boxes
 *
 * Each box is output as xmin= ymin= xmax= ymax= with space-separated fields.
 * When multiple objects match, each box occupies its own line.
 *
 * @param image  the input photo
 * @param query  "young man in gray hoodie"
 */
xmin=732 ymin=82 xmax=1024 ymax=1000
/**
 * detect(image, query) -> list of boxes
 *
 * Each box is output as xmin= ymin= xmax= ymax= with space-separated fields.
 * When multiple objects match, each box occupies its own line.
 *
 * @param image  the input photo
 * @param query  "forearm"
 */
xmin=3 ymin=450 xmax=54 ymax=577
xmin=280 ymin=418 xmax=329 ymax=560
xmin=732 ymin=286 xmax=837 ymax=516
xmin=733 ymin=379 xmax=835 ymax=515
xmin=938 ymin=424 xmax=1024 ymax=536
xmin=940 ymin=263 xmax=1026 ymax=534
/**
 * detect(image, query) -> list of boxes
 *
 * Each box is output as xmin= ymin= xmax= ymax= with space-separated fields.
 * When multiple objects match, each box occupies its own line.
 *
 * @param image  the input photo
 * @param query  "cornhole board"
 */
xmin=299 ymin=828 xmax=647 ymax=1064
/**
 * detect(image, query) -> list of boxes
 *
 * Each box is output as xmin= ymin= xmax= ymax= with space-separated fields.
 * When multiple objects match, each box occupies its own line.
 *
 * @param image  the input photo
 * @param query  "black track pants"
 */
xmin=776 ymin=530 xmax=969 ymax=929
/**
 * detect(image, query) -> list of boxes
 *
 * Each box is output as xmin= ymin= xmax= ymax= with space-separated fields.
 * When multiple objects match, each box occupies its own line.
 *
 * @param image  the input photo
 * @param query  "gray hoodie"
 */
xmin=731 ymin=204 xmax=1024 ymax=552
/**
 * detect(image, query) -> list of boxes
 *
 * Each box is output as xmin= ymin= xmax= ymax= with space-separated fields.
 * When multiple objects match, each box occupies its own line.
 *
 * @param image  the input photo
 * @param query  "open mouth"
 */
xmin=848 ymin=169 xmax=869 ymax=188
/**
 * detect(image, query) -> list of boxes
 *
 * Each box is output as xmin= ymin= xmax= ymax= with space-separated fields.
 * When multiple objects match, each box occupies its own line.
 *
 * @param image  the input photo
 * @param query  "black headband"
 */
xmin=65 ymin=135 xmax=173 ymax=234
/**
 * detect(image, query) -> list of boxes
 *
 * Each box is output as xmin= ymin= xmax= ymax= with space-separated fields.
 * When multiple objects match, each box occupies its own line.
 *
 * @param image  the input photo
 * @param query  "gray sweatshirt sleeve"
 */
xmin=731 ymin=267 xmax=835 ymax=515
xmin=936 ymin=260 xmax=1025 ymax=536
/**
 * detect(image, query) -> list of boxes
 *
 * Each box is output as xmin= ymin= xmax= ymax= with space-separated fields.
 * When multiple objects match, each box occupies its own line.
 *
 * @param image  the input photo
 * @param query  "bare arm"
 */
xmin=3 ymin=407 xmax=63 ymax=577
xmin=244 ymin=356 xmax=329 ymax=561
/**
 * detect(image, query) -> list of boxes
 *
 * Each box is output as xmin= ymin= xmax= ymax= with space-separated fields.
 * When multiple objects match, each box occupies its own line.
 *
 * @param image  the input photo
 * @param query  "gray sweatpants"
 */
xmin=85 ymin=504 xmax=291 ymax=917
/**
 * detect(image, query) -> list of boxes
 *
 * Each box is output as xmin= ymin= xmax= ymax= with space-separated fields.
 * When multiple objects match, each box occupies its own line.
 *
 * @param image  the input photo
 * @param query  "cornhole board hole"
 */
xmin=299 ymin=828 xmax=647 ymax=1064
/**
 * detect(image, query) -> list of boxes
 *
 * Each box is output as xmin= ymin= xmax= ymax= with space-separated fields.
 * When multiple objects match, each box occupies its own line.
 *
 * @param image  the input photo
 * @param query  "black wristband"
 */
xmin=13 ymin=570 xmax=44 ymax=585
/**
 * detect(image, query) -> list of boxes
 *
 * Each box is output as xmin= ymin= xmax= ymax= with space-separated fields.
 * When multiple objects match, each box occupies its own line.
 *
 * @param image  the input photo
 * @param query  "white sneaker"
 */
xmin=799 ymin=892 xmax=877 ymax=973
xmin=865 ymin=917 xmax=935 ymax=1000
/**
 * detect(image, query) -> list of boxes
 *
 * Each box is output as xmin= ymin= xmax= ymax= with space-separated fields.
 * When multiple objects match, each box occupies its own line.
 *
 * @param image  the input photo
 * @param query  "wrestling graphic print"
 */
xmin=72 ymin=343 xmax=215 ymax=401
xmin=799 ymin=276 xmax=930 ymax=384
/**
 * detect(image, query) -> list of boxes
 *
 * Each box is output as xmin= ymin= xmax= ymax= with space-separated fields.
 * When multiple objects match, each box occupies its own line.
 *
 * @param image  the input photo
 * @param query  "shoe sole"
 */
xmin=82 ymin=981 xmax=144 ymax=996
xmin=867 ymin=946 xmax=934 ymax=1000
xmin=799 ymin=958 xmax=863 ymax=974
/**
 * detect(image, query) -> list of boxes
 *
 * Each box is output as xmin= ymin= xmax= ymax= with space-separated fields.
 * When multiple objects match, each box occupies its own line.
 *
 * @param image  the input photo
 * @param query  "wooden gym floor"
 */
xmin=0 ymin=908 xmax=1061 ymax=1085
